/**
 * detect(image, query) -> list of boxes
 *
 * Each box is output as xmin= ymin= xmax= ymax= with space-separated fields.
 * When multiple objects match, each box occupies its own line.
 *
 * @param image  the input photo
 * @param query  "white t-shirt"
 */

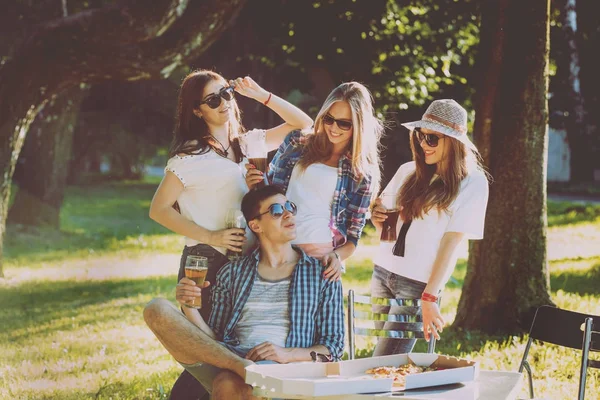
xmin=165 ymin=149 xmax=254 ymax=255
xmin=286 ymin=163 xmax=337 ymax=244
xmin=373 ymin=161 xmax=489 ymax=284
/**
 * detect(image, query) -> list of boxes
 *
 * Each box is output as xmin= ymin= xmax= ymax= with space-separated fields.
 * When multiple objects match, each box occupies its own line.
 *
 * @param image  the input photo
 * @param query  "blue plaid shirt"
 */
xmin=208 ymin=246 xmax=345 ymax=360
xmin=268 ymin=130 xmax=374 ymax=248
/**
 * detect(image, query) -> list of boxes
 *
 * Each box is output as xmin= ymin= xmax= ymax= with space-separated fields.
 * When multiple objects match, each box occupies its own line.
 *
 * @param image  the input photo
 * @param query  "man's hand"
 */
xmin=421 ymin=301 xmax=444 ymax=342
xmin=175 ymin=277 xmax=210 ymax=308
xmin=245 ymin=342 xmax=293 ymax=364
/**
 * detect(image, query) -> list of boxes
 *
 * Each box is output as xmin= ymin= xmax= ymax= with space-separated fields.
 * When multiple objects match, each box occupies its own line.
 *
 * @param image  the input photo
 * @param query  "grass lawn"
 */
xmin=1 ymin=180 xmax=599 ymax=399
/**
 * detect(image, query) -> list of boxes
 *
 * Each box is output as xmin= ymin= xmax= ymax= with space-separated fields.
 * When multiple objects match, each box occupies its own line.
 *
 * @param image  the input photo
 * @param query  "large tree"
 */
xmin=0 ymin=0 xmax=246 ymax=277
xmin=9 ymin=86 xmax=87 ymax=228
xmin=454 ymin=0 xmax=554 ymax=334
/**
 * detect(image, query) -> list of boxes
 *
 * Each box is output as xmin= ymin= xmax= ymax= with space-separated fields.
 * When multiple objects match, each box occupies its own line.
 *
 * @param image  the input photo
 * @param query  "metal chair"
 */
xmin=518 ymin=305 xmax=599 ymax=400
xmin=347 ymin=289 xmax=436 ymax=360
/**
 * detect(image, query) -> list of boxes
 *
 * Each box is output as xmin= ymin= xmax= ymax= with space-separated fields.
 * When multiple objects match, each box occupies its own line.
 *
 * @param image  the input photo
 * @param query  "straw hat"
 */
xmin=401 ymin=99 xmax=476 ymax=150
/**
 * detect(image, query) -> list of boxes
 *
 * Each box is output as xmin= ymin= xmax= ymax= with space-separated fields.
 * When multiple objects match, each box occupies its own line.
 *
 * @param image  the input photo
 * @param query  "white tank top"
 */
xmin=286 ymin=163 xmax=337 ymax=244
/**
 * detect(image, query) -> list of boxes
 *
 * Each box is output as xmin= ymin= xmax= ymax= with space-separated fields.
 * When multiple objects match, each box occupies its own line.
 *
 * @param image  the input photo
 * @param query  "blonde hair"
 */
xmin=298 ymin=82 xmax=383 ymax=199
xmin=398 ymin=130 xmax=487 ymax=220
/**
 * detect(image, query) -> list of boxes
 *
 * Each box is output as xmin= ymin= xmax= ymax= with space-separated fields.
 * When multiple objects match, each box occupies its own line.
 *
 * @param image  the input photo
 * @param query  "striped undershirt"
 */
xmin=233 ymin=273 xmax=291 ymax=350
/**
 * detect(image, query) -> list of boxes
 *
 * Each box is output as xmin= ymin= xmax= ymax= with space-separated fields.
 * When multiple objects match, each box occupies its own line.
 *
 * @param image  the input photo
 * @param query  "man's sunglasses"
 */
xmin=322 ymin=114 xmax=353 ymax=131
xmin=310 ymin=351 xmax=333 ymax=363
xmin=251 ymin=200 xmax=297 ymax=220
xmin=414 ymin=127 xmax=445 ymax=148
xmin=199 ymin=86 xmax=235 ymax=109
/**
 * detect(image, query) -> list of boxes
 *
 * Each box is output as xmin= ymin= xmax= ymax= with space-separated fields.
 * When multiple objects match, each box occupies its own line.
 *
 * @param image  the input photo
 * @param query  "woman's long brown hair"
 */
xmin=169 ymin=69 xmax=244 ymax=162
xmin=398 ymin=131 xmax=485 ymax=220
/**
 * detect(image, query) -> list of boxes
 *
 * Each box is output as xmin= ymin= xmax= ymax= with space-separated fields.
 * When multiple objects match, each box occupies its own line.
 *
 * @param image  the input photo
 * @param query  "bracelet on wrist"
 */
xmin=421 ymin=292 xmax=439 ymax=302
xmin=263 ymin=92 xmax=272 ymax=106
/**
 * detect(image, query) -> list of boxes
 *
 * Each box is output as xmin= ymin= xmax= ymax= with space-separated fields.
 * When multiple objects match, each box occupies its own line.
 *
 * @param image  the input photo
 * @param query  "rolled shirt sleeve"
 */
xmin=315 ymin=278 xmax=345 ymax=360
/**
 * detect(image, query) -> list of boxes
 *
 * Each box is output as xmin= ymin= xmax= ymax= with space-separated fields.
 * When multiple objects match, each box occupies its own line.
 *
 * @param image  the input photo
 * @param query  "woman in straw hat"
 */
xmin=369 ymin=99 xmax=490 ymax=355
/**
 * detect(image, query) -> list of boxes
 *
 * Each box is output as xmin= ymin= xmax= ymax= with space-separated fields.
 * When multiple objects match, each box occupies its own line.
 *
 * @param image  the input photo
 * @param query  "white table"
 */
xmin=253 ymin=371 xmax=523 ymax=400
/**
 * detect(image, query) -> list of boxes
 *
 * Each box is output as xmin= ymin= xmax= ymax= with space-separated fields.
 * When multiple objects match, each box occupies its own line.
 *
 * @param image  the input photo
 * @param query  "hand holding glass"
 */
xmin=184 ymin=255 xmax=208 ymax=309
xmin=244 ymin=132 xmax=269 ymax=189
xmin=379 ymin=193 xmax=400 ymax=242
xmin=225 ymin=209 xmax=247 ymax=261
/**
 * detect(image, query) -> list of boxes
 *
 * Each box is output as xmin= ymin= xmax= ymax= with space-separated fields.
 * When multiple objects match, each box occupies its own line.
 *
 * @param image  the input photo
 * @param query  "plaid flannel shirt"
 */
xmin=208 ymin=246 xmax=345 ymax=360
xmin=268 ymin=130 xmax=373 ymax=247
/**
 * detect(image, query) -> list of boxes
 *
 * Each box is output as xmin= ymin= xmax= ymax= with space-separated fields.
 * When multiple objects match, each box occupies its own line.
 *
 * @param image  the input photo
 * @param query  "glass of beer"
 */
xmin=225 ymin=208 xmax=247 ymax=261
xmin=184 ymin=255 xmax=208 ymax=309
xmin=379 ymin=193 xmax=400 ymax=242
xmin=244 ymin=132 xmax=269 ymax=189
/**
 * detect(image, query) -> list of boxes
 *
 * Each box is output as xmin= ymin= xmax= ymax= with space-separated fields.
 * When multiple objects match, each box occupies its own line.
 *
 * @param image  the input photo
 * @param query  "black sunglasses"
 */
xmin=322 ymin=114 xmax=353 ymax=131
xmin=251 ymin=200 xmax=297 ymax=221
xmin=310 ymin=351 xmax=333 ymax=363
xmin=199 ymin=86 xmax=235 ymax=109
xmin=414 ymin=127 xmax=445 ymax=148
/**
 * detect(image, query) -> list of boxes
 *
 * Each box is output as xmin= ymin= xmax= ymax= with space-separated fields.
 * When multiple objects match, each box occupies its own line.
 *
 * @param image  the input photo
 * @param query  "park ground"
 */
xmin=1 ymin=178 xmax=599 ymax=399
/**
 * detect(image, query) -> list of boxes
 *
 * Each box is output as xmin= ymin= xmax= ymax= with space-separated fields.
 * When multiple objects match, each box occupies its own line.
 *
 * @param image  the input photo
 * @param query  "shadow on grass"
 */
xmin=0 ymin=275 xmax=176 ymax=342
xmin=5 ymin=181 xmax=178 ymax=265
xmin=550 ymin=262 xmax=600 ymax=296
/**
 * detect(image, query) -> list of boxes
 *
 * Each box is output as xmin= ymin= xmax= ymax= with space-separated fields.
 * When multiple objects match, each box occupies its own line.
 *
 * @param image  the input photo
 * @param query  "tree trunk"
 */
xmin=561 ymin=0 xmax=592 ymax=183
xmin=0 ymin=0 xmax=246 ymax=277
xmin=9 ymin=86 xmax=86 ymax=228
xmin=454 ymin=0 xmax=554 ymax=334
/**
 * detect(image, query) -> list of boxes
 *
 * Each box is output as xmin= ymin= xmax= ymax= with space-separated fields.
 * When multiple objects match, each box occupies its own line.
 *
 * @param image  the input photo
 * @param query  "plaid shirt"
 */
xmin=208 ymin=246 xmax=345 ymax=360
xmin=268 ymin=130 xmax=373 ymax=247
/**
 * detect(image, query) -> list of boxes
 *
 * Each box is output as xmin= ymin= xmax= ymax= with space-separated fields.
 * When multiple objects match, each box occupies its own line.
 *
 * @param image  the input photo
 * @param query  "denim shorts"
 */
xmin=178 ymin=244 xmax=230 ymax=321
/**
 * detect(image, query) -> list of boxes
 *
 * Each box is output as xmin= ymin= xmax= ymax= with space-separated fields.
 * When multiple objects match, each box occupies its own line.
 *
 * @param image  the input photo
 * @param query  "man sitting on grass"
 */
xmin=143 ymin=185 xmax=344 ymax=400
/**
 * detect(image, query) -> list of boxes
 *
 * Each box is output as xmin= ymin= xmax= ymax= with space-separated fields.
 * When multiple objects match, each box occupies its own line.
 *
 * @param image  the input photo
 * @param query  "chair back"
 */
xmin=347 ymin=289 xmax=436 ymax=360
xmin=519 ymin=305 xmax=599 ymax=400
xmin=528 ymin=305 xmax=599 ymax=351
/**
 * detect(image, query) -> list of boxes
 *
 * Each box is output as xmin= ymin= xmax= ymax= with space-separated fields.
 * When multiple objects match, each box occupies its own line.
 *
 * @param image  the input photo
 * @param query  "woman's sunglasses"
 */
xmin=322 ymin=114 xmax=353 ymax=131
xmin=199 ymin=86 xmax=235 ymax=109
xmin=414 ymin=127 xmax=445 ymax=148
xmin=251 ymin=200 xmax=297 ymax=220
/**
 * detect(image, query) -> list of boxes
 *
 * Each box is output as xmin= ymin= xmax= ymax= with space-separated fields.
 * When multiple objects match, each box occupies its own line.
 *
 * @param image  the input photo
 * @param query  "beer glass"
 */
xmin=244 ymin=132 xmax=269 ymax=189
xmin=379 ymin=193 xmax=400 ymax=243
xmin=184 ymin=255 xmax=208 ymax=309
xmin=225 ymin=209 xmax=246 ymax=261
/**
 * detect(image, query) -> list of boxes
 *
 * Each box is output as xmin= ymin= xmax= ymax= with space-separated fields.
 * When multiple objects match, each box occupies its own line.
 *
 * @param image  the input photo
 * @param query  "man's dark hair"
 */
xmin=241 ymin=185 xmax=286 ymax=224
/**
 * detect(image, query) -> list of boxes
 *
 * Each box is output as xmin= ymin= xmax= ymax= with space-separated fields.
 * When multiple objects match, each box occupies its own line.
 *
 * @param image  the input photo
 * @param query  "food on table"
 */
xmin=365 ymin=364 xmax=440 ymax=387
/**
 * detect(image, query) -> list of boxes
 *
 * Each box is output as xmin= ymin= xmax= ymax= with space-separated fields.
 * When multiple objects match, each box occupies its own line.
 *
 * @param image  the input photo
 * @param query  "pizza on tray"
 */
xmin=365 ymin=363 xmax=440 ymax=387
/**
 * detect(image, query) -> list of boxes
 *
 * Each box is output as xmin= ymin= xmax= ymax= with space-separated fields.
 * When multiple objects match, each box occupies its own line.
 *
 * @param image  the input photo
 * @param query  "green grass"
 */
xmin=5 ymin=178 xmax=181 ymax=268
xmin=1 ymin=180 xmax=599 ymax=399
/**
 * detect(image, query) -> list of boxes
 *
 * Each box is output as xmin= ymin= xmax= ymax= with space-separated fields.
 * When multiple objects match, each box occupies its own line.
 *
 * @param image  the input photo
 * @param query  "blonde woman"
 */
xmin=370 ymin=99 xmax=490 ymax=355
xmin=247 ymin=82 xmax=383 ymax=281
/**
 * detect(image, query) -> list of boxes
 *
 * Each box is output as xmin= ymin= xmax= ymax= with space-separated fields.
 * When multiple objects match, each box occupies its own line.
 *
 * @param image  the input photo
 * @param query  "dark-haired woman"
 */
xmin=149 ymin=69 xmax=312 ymax=399
xmin=370 ymin=99 xmax=490 ymax=356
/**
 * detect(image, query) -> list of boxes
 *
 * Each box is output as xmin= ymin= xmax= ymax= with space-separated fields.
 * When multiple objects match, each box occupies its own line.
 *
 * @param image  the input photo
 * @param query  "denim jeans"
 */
xmin=370 ymin=265 xmax=426 ymax=356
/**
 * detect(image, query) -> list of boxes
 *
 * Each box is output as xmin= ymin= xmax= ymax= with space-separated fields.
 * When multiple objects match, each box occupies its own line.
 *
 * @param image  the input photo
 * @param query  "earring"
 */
xmin=194 ymin=113 xmax=203 ymax=119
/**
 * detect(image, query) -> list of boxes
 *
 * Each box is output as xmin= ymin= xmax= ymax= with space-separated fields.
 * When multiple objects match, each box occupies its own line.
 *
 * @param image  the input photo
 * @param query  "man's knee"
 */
xmin=212 ymin=370 xmax=252 ymax=399
xmin=143 ymin=297 xmax=173 ymax=328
